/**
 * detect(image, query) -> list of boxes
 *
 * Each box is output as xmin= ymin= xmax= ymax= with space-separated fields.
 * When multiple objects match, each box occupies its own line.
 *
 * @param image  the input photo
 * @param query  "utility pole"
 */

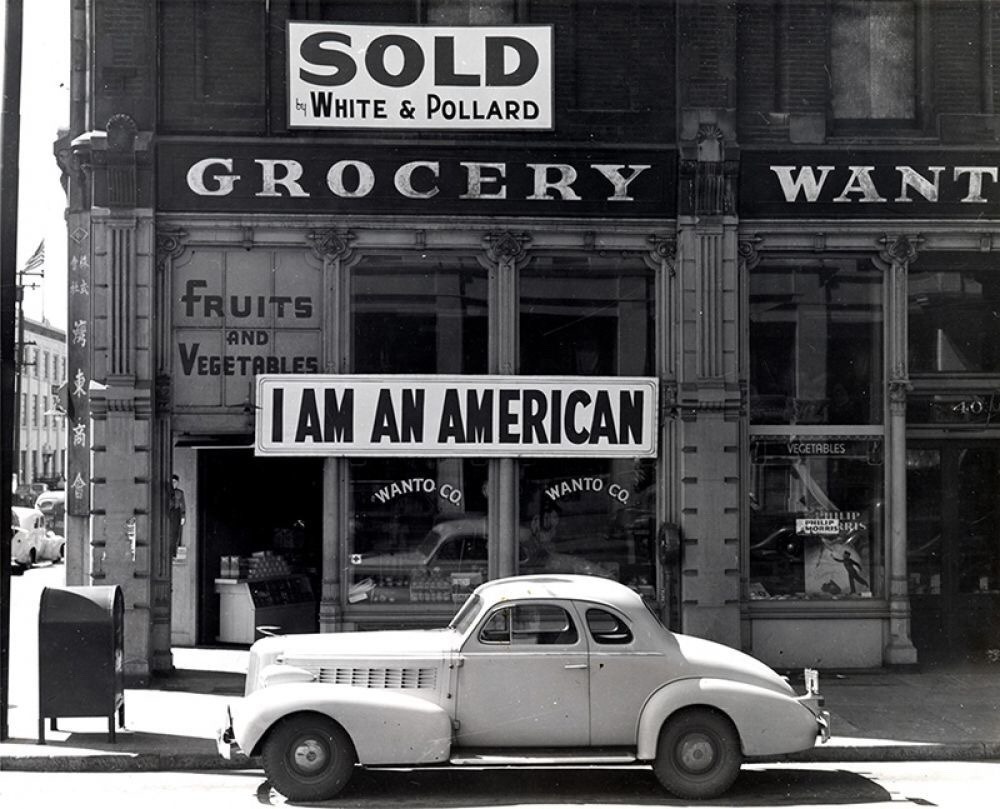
xmin=1 ymin=0 xmax=25 ymax=742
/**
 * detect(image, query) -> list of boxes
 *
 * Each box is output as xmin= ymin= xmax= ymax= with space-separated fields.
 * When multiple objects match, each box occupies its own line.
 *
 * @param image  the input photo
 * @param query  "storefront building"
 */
xmin=61 ymin=0 xmax=1000 ymax=682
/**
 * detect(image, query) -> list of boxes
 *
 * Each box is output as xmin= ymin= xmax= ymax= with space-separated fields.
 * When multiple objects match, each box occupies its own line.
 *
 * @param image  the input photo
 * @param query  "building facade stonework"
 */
xmin=63 ymin=0 xmax=1000 ymax=682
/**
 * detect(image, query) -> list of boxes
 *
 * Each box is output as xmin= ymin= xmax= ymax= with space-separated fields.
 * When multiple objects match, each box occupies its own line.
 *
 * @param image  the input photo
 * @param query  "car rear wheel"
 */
xmin=27 ymin=548 xmax=36 ymax=567
xmin=653 ymin=708 xmax=742 ymax=799
xmin=261 ymin=713 xmax=356 ymax=802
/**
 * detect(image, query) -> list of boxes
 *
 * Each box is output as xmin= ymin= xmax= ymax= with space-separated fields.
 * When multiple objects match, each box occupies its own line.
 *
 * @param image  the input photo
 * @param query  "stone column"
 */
xmin=676 ymin=122 xmax=743 ymax=647
xmin=481 ymin=231 xmax=530 ymax=579
xmin=307 ymin=229 xmax=358 ymax=633
xmin=879 ymin=234 xmax=921 ymax=666
xmin=86 ymin=114 xmax=156 ymax=684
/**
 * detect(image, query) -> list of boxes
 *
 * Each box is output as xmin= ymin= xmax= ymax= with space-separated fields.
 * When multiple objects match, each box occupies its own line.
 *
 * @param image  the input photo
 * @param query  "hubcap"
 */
xmin=677 ymin=731 xmax=717 ymax=774
xmin=291 ymin=737 xmax=329 ymax=775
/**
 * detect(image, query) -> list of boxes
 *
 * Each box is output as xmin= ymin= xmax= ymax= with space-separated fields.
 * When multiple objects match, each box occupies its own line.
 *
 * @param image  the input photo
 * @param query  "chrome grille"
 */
xmin=317 ymin=666 xmax=437 ymax=689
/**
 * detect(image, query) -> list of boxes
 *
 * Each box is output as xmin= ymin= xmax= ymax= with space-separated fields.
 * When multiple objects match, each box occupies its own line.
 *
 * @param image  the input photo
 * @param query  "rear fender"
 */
xmin=636 ymin=678 xmax=821 ymax=759
xmin=235 ymin=683 xmax=453 ymax=765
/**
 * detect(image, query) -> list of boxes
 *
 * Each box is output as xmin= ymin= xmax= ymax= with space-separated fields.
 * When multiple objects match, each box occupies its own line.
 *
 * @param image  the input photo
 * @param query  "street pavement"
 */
xmin=2 ymin=564 xmax=999 ymax=773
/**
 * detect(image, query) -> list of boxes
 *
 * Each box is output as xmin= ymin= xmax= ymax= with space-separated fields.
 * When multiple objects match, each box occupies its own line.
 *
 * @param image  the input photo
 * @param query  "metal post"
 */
xmin=1 ymin=0 xmax=25 ymax=742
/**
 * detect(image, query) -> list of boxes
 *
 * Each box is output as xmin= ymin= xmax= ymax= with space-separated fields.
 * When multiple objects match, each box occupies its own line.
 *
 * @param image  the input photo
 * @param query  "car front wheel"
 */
xmin=261 ymin=713 xmax=356 ymax=802
xmin=652 ymin=708 xmax=743 ymax=799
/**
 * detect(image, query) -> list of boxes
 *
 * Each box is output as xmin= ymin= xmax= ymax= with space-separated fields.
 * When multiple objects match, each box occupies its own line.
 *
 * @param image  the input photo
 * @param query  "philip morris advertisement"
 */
xmin=288 ymin=22 xmax=553 ymax=130
xmin=255 ymin=375 xmax=658 ymax=458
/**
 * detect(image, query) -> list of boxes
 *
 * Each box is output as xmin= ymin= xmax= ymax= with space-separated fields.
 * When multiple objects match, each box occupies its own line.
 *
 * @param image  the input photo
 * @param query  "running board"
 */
xmin=450 ymin=750 xmax=637 ymax=766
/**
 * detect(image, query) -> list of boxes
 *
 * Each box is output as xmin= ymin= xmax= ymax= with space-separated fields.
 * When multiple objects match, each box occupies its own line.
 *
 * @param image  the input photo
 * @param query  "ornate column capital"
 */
xmin=878 ymin=233 xmax=924 ymax=268
xmin=307 ymin=228 xmax=357 ymax=264
xmin=646 ymin=235 xmax=677 ymax=275
xmin=482 ymin=230 xmax=531 ymax=268
xmin=738 ymin=234 xmax=763 ymax=271
xmin=155 ymin=228 xmax=188 ymax=272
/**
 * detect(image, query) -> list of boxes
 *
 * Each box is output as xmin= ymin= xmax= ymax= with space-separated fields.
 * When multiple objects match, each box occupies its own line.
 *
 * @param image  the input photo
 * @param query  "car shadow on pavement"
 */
xmin=246 ymin=765 xmax=893 ymax=807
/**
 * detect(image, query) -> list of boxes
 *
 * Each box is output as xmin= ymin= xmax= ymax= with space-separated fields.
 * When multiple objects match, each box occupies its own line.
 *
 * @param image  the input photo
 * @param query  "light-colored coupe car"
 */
xmin=11 ymin=506 xmax=46 ymax=567
xmin=219 ymin=574 xmax=829 ymax=802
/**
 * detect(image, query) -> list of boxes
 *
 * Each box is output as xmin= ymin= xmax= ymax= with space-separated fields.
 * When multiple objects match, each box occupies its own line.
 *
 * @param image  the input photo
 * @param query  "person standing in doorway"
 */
xmin=169 ymin=474 xmax=186 ymax=557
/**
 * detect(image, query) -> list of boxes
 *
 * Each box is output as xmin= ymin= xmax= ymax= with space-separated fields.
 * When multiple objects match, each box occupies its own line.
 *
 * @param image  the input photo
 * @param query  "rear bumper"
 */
xmin=798 ymin=668 xmax=831 ymax=744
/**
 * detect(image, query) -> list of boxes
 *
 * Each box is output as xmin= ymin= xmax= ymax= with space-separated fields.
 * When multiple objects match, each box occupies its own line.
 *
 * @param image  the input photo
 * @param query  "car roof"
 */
xmin=474 ymin=574 xmax=646 ymax=612
xmin=12 ymin=506 xmax=43 ymax=522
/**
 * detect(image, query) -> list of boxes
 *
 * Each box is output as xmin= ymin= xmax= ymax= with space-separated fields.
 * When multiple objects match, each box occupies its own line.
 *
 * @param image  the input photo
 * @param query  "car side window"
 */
xmin=478 ymin=604 xmax=579 ymax=645
xmin=586 ymin=608 xmax=633 ymax=645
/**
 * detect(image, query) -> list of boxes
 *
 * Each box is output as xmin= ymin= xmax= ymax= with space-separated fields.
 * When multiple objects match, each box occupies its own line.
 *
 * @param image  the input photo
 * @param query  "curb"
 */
xmin=3 ymin=744 xmax=1000 ymax=772
xmin=0 ymin=752 xmax=257 ymax=773
xmin=753 ymin=741 xmax=1000 ymax=764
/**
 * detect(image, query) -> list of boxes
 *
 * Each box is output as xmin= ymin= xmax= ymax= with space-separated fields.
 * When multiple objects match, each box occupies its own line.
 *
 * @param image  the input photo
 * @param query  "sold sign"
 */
xmin=288 ymin=22 xmax=553 ymax=130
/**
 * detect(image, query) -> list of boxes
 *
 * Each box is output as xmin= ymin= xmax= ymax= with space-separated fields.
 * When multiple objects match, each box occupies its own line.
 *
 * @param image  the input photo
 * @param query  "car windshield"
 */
xmin=415 ymin=526 xmax=445 ymax=558
xmin=448 ymin=593 xmax=482 ymax=633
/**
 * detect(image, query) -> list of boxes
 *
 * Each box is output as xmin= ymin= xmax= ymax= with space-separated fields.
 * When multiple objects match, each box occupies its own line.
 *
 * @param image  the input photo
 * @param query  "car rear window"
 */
xmin=585 ymin=608 xmax=633 ymax=645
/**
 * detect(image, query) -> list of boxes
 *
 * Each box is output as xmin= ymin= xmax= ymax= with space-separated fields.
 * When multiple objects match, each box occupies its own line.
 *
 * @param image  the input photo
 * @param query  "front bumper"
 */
xmin=216 ymin=704 xmax=239 ymax=760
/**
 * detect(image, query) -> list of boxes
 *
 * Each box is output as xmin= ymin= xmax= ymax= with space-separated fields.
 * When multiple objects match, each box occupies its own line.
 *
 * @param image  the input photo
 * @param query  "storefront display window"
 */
xmin=348 ymin=458 xmax=489 ymax=606
xmin=352 ymin=254 xmax=488 ymax=374
xmin=909 ymin=268 xmax=1000 ymax=374
xmin=518 ymin=458 xmax=656 ymax=593
xmin=520 ymin=255 xmax=654 ymax=377
xmin=749 ymin=442 xmax=883 ymax=600
xmin=750 ymin=259 xmax=883 ymax=425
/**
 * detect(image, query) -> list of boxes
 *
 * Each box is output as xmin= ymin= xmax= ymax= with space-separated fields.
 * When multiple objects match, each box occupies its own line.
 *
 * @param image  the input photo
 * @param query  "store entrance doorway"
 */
xmin=197 ymin=449 xmax=323 ymax=645
xmin=907 ymin=442 xmax=1000 ymax=663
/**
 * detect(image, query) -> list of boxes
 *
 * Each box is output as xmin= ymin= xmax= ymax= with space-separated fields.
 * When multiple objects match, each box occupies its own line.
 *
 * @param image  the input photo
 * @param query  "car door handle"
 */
xmin=564 ymin=663 xmax=588 ymax=670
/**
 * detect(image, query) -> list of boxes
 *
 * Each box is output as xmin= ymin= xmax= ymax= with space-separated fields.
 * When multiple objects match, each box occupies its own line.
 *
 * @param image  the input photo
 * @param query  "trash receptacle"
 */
xmin=38 ymin=585 xmax=125 ymax=743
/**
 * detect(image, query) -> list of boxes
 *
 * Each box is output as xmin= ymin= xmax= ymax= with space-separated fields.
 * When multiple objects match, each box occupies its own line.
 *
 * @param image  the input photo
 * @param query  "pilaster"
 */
xmin=85 ymin=114 xmax=157 ymax=683
xmin=676 ymin=119 xmax=743 ymax=647
xmin=307 ymin=229 xmax=358 ymax=632
xmin=481 ymin=231 xmax=530 ymax=579
xmin=878 ymin=234 xmax=922 ymax=666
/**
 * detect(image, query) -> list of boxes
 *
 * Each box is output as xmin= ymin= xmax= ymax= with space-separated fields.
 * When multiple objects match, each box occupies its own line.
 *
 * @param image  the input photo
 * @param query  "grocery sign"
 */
xmin=256 ymin=375 xmax=658 ymax=458
xmin=288 ymin=22 xmax=553 ymax=130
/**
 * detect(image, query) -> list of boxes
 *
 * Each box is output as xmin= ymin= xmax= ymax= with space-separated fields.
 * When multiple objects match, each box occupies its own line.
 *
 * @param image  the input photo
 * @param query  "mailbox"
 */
xmin=38 ymin=585 xmax=125 ymax=743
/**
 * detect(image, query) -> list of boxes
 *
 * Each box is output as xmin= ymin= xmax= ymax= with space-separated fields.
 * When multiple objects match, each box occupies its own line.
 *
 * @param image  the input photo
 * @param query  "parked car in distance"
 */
xmin=37 ymin=529 xmax=66 ymax=563
xmin=11 ymin=506 xmax=46 ymax=567
xmin=219 ymin=574 xmax=829 ymax=802
xmin=35 ymin=489 xmax=66 ymax=536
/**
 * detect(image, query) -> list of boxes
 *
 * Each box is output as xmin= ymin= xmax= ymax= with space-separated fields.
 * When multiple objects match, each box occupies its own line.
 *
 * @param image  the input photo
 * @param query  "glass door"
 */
xmin=907 ymin=443 xmax=1000 ymax=663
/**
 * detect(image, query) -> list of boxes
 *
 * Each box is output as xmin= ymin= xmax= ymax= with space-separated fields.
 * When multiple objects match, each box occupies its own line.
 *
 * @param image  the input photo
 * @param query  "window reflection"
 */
xmin=519 ymin=458 xmax=656 ymax=593
xmin=520 ymin=255 xmax=654 ymax=377
xmin=348 ymin=458 xmax=488 ymax=605
xmin=750 ymin=260 xmax=883 ymax=425
xmin=352 ymin=254 xmax=488 ymax=375
xmin=909 ymin=270 xmax=1000 ymax=374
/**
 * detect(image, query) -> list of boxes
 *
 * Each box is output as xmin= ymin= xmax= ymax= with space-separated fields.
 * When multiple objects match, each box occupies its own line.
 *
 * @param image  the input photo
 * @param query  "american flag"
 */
xmin=22 ymin=239 xmax=44 ymax=273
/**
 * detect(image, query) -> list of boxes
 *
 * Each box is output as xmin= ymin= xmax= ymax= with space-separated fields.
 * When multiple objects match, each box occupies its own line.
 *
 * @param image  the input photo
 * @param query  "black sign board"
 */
xmin=157 ymin=140 xmax=676 ymax=218
xmin=741 ymin=150 xmax=1000 ymax=219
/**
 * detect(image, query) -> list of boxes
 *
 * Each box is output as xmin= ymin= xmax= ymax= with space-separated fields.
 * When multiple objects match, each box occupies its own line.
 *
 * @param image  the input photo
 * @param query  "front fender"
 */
xmin=233 ymin=683 xmax=453 ymax=765
xmin=636 ymin=678 xmax=822 ymax=759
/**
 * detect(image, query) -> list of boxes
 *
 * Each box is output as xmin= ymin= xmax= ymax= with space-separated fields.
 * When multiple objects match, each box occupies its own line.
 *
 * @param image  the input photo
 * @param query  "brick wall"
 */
xmin=93 ymin=0 xmax=155 ymax=129
xmin=931 ymin=0 xmax=984 ymax=115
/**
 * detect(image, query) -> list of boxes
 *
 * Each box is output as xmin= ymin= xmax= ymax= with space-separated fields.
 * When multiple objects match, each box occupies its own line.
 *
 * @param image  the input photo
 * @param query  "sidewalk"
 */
xmin=2 ymin=649 xmax=999 ymax=772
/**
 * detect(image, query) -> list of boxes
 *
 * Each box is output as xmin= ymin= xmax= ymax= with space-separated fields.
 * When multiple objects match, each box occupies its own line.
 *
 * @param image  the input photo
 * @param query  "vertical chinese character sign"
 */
xmin=67 ymin=220 xmax=91 ymax=515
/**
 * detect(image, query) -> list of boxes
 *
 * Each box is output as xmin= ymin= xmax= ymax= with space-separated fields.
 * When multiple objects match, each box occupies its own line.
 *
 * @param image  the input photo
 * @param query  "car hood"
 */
xmin=254 ymin=628 xmax=458 ymax=664
xmin=672 ymin=632 xmax=795 ymax=696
